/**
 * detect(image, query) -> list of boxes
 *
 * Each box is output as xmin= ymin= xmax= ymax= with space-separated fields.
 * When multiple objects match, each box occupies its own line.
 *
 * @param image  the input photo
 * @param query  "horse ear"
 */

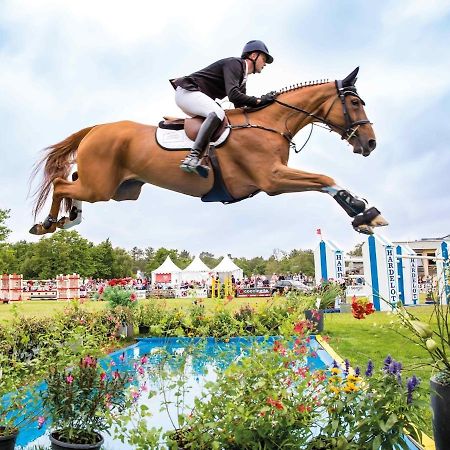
xmin=342 ymin=67 xmax=359 ymax=87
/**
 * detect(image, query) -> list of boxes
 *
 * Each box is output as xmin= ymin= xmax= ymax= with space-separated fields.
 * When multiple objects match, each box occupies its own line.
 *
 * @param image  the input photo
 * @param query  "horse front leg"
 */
xmin=262 ymin=165 xmax=388 ymax=235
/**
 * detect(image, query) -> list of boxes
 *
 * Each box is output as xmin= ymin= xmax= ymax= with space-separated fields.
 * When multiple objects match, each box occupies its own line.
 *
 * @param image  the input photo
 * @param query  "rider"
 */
xmin=170 ymin=40 xmax=275 ymax=176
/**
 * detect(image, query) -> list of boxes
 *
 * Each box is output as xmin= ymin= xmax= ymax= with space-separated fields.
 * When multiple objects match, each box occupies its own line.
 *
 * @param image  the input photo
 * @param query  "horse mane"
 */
xmin=275 ymin=79 xmax=329 ymax=95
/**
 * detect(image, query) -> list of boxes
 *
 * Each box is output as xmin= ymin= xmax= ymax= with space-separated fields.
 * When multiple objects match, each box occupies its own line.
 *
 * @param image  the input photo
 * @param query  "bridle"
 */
xmin=229 ymin=80 xmax=371 ymax=153
xmin=274 ymin=80 xmax=371 ymax=144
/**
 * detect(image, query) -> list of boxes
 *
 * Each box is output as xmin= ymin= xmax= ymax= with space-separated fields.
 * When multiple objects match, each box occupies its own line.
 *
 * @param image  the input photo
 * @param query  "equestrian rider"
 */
xmin=170 ymin=40 xmax=275 ymax=176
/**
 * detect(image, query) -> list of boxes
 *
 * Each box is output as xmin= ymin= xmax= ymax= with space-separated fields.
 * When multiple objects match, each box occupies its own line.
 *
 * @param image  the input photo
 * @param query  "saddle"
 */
xmin=156 ymin=116 xmax=231 ymax=150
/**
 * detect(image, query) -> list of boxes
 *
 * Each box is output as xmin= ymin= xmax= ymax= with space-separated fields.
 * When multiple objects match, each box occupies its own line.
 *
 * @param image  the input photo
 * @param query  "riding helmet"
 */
xmin=241 ymin=40 xmax=273 ymax=64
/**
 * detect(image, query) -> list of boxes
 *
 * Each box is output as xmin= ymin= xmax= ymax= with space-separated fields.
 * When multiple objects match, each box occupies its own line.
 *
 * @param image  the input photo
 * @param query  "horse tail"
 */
xmin=31 ymin=126 xmax=95 ymax=219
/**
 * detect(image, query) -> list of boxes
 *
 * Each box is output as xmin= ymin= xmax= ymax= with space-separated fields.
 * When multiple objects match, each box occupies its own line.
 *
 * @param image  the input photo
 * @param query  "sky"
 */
xmin=1 ymin=0 xmax=450 ymax=259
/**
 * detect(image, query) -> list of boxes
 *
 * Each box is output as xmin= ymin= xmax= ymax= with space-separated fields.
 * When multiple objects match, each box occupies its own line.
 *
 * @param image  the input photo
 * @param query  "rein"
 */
xmin=228 ymin=81 xmax=370 ymax=153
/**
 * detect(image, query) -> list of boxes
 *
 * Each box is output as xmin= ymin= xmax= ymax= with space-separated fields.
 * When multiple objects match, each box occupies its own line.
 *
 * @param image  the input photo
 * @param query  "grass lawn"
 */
xmin=0 ymin=298 xmax=438 ymax=436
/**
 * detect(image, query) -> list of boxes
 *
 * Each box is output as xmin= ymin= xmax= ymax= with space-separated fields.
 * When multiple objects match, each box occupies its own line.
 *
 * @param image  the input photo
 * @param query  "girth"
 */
xmin=201 ymin=147 xmax=260 ymax=204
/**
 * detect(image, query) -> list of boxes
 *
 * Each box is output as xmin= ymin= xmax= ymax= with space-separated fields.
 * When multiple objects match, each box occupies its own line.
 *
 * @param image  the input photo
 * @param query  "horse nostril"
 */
xmin=368 ymin=139 xmax=376 ymax=151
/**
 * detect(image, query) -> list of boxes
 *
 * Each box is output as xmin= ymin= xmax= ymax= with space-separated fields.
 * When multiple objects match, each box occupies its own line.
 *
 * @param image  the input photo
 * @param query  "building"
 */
xmin=393 ymin=234 xmax=450 ymax=279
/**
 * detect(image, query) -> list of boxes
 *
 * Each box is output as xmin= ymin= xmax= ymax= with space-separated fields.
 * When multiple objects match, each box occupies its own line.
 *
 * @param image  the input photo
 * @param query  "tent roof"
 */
xmin=183 ymin=255 xmax=210 ymax=272
xmin=151 ymin=255 xmax=182 ymax=274
xmin=212 ymin=255 xmax=242 ymax=272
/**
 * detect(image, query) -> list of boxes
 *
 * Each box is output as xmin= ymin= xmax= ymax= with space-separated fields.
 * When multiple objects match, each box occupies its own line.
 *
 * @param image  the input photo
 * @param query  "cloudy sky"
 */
xmin=1 ymin=0 xmax=449 ymax=258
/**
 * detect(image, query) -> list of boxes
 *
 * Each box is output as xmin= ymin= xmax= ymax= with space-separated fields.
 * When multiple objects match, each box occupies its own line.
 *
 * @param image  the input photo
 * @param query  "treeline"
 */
xmin=0 ymin=209 xmax=314 ymax=279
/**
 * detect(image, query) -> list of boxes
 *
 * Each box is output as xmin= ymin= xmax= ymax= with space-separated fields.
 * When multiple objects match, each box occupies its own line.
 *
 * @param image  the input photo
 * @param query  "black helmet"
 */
xmin=241 ymin=40 xmax=273 ymax=64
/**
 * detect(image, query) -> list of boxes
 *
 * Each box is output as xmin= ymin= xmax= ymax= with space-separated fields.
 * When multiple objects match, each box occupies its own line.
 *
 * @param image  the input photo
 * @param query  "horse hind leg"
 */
xmin=29 ymin=173 xmax=84 ymax=235
xmin=322 ymin=185 xmax=388 ymax=235
xmin=56 ymin=171 xmax=83 ymax=230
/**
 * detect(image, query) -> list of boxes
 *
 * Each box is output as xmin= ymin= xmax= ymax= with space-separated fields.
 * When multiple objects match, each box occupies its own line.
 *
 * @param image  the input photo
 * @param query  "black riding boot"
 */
xmin=180 ymin=112 xmax=222 ymax=177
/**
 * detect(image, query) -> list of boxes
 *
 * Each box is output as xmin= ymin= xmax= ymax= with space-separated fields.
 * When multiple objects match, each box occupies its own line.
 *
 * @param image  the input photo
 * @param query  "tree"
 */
xmin=111 ymin=247 xmax=134 ymax=278
xmin=348 ymin=242 xmax=363 ymax=257
xmin=0 ymin=209 xmax=11 ymax=242
xmin=90 ymin=239 xmax=115 ymax=279
xmin=199 ymin=252 xmax=221 ymax=270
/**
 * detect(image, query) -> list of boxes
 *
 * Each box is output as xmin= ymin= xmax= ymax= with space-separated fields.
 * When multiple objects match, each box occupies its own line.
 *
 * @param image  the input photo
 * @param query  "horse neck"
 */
xmin=272 ymin=82 xmax=337 ymax=136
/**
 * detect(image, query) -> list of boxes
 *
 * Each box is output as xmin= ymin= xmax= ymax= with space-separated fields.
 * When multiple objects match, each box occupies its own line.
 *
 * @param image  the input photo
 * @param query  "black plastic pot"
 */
xmin=138 ymin=324 xmax=150 ymax=334
xmin=304 ymin=309 xmax=324 ymax=333
xmin=430 ymin=376 xmax=450 ymax=450
xmin=0 ymin=427 xmax=18 ymax=450
xmin=49 ymin=431 xmax=104 ymax=450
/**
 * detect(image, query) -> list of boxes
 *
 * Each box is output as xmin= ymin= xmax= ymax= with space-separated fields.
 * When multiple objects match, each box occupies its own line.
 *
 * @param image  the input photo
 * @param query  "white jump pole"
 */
xmin=314 ymin=239 xmax=345 ymax=285
xmin=436 ymin=241 xmax=450 ymax=305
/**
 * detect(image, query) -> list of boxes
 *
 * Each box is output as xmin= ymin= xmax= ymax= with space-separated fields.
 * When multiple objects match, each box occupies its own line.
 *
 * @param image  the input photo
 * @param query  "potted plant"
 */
xmin=0 ymin=380 xmax=36 ymax=450
xmin=393 ymin=289 xmax=450 ymax=450
xmin=103 ymin=280 xmax=138 ymax=338
xmin=40 ymin=355 xmax=129 ymax=450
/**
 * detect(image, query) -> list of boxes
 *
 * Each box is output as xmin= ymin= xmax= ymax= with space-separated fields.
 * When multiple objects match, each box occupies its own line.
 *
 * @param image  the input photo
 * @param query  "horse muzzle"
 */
xmin=353 ymin=138 xmax=376 ymax=157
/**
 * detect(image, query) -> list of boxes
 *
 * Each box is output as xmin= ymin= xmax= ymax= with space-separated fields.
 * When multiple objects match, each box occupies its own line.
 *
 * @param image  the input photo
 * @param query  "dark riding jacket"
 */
xmin=170 ymin=57 xmax=258 ymax=107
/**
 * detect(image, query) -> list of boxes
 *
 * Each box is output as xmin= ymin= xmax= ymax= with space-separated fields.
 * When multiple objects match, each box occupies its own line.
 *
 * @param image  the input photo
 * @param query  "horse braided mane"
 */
xmin=275 ymin=79 xmax=329 ymax=95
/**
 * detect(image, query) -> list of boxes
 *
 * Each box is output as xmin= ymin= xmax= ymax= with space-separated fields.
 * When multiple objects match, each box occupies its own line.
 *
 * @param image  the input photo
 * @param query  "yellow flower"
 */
xmin=330 ymin=367 xmax=341 ymax=375
xmin=328 ymin=376 xmax=340 ymax=383
xmin=347 ymin=374 xmax=359 ymax=383
xmin=329 ymin=386 xmax=340 ymax=394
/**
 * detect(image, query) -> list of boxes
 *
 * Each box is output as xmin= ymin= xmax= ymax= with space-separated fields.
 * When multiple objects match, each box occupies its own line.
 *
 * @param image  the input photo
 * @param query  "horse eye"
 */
xmin=351 ymin=99 xmax=359 ymax=106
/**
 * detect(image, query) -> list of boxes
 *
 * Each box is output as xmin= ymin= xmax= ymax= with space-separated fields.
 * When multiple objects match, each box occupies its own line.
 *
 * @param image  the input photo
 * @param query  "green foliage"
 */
xmin=0 ymin=209 xmax=11 ymax=242
xmin=103 ymin=286 xmax=138 ymax=310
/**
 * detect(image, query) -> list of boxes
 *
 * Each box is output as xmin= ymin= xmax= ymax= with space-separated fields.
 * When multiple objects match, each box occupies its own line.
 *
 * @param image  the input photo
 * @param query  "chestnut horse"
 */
xmin=29 ymin=67 xmax=387 ymax=236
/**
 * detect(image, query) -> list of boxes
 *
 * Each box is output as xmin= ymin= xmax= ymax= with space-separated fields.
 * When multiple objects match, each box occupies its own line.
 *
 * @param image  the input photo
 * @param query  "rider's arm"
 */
xmin=223 ymin=59 xmax=259 ymax=108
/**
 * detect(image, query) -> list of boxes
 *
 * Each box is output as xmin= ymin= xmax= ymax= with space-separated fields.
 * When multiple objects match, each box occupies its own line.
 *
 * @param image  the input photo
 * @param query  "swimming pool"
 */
xmin=13 ymin=336 xmax=423 ymax=449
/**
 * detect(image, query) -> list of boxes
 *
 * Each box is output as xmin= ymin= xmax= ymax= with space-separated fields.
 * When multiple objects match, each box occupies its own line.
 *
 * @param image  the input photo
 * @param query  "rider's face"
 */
xmin=249 ymin=52 xmax=267 ymax=74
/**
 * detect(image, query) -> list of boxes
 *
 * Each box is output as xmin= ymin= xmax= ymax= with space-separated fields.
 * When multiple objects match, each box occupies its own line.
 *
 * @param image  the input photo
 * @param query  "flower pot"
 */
xmin=430 ymin=376 xmax=450 ymax=450
xmin=0 ymin=427 xmax=18 ymax=450
xmin=304 ymin=309 xmax=324 ymax=333
xmin=49 ymin=431 xmax=104 ymax=450
xmin=138 ymin=324 xmax=150 ymax=334
xmin=117 ymin=323 xmax=134 ymax=338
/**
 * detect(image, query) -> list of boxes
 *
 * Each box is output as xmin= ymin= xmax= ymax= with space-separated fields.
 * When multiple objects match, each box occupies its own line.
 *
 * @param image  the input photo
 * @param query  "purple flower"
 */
xmin=332 ymin=360 xmax=339 ymax=368
xmin=344 ymin=359 xmax=350 ymax=375
xmin=354 ymin=367 xmax=360 ymax=376
xmin=384 ymin=355 xmax=392 ymax=368
xmin=37 ymin=416 xmax=46 ymax=429
xmin=365 ymin=360 xmax=374 ymax=377
xmin=407 ymin=375 xmax=420 ymax=404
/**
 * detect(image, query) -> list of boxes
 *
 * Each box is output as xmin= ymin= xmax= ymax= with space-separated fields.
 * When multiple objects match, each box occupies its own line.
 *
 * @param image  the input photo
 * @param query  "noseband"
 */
xmin=274 ymin=80 xmax=371 ymax=144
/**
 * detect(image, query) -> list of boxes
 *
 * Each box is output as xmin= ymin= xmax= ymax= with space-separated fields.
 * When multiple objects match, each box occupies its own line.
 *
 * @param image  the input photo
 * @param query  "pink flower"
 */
xmin=119 ymin=352 xmax=125 ymax=362
xmin=140 ymin=355 xmax=148 ymax=364
xmin=113 ymin=370 xmax=120 ymax=379
xmin=130 ymin=293 xmax=137 ymax=302
xmin=100 ymin=372 xmax=107 ymax=381
xmin=37 ymin=416 xmax=46 ymax=429
xmin=110 ymin=361 xmax=116 ymax=367
xmin=66 ymin=374 xmax=74 ymax=384
xmin=131 ymin=389 xmax=140 ymax=401
xmin=141 ymin=383 xmax=148 ymax=392
xmin=83 ymin=356 xmax=95 ymax=367
xmin=138 ymin=366 xmax=145 ymax=375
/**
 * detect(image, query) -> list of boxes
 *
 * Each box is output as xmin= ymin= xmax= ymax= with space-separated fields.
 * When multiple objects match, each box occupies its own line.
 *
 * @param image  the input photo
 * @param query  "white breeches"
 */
xmin=175 ymin=87 xmax=225 ymax=120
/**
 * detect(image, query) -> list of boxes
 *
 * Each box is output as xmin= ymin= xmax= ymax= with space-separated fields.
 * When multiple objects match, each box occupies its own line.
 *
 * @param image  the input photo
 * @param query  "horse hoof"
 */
xmin=370 ymin=214 xmax=389 ymax=227
xmin=29 ymin=224 xmax=45 ymax=235
xmin=353 ymin=224 xmax=374 ymax=235
xmin=57 ymin=217 xmax=70 ymax=228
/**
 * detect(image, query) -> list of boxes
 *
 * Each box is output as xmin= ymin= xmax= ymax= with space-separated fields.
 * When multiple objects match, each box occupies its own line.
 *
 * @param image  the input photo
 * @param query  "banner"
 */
xmin=155 ymin=273 xmax=172 ymax=283
xmin=236 ymin=287 xmax=272 ymax=297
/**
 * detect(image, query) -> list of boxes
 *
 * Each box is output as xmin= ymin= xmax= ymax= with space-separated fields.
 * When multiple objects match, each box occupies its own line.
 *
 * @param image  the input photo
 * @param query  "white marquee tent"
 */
xmin=212 ymin=255 xmax=244 ymax=281
xmin=151 ymin=256 xmax=182 ymax=286
xmin=182 ymin=255 xmax=211 ymax=283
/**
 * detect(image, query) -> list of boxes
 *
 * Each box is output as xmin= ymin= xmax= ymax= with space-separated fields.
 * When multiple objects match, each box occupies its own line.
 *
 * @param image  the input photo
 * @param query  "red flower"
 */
xmin=267 ymin=397 xmax=284 ymax=410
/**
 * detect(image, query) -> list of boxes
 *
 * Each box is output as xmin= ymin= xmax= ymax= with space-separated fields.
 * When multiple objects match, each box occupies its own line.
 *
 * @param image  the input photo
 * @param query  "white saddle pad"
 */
xmin=156 ymin=127 xmax=230 ymax=150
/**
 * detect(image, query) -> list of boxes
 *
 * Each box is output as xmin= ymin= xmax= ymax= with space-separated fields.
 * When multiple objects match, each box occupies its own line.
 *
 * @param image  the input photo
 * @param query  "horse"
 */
xmin=29 ymin=67 xmax=387 ymax=236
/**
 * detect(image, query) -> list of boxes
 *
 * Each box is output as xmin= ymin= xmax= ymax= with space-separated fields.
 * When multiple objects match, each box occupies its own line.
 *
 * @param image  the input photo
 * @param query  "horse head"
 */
xmin=327 ymin=67 xmax=376 ymax=157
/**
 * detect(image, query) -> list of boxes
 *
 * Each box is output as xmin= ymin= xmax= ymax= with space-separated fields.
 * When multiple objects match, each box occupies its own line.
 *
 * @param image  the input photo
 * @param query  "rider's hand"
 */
xmin=258 ymin=92 xmax=277 ymax=106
